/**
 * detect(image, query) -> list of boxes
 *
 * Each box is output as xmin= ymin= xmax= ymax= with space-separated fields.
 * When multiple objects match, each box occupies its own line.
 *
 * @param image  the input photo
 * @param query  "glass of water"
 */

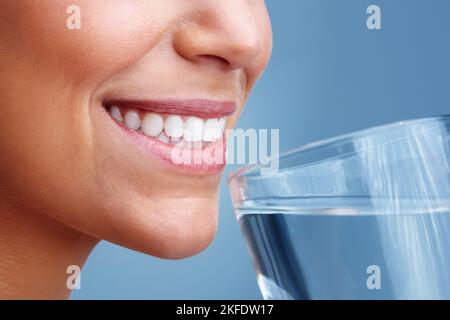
xmin=228 ymin=116 xmax=450 ymax=300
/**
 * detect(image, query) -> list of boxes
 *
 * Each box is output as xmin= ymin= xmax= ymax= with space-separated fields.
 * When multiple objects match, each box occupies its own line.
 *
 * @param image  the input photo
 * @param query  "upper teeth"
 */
xmin=110 ymin=106 xmax=226 ymax=144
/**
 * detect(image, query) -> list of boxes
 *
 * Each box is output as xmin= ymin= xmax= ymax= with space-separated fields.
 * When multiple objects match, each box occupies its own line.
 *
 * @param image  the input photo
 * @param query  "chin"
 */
xmin=96 ymin=187 xmax=221 ymax=260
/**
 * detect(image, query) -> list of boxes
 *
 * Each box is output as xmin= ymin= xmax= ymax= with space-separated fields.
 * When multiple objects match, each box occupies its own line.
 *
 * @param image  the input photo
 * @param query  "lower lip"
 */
xmin=101 ymin=107 xmax=227 ymax=175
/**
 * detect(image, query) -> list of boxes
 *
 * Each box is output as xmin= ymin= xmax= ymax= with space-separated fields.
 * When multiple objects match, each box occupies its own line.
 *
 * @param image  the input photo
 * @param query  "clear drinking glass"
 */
xmin=228 ymin=116 xmax=450 ymax=300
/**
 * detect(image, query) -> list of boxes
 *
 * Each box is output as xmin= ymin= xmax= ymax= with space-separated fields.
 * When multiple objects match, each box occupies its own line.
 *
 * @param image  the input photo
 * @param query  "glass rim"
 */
xmin=228 ymin=114 xmax=450 ymax=183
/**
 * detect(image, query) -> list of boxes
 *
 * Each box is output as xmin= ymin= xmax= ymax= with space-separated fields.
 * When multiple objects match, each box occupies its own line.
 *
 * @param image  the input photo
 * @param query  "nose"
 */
xmin=173 ymin=1 xmax=264 ymax=71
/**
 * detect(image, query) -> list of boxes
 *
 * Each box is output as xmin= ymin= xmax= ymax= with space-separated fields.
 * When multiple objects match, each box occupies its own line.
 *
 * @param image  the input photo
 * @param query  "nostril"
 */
xmin=196 ymin=54 xmax=230 ymax=67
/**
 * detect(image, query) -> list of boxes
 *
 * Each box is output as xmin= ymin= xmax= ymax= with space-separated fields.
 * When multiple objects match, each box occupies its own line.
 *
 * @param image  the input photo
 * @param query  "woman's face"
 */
xmin=0 ymin=1 xmax=272 ymax=258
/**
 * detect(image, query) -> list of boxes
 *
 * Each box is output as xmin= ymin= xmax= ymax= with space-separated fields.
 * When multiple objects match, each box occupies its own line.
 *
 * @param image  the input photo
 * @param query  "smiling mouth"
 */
xmin=101 ymin=99 xmax=237 ymax=174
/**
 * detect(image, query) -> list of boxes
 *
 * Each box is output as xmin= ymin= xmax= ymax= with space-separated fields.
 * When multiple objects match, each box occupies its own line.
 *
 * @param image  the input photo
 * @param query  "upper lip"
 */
xmin=103 ymin=99 xmax=238 ymax=119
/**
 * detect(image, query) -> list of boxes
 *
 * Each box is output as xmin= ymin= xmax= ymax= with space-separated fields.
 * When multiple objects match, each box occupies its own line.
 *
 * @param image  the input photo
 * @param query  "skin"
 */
xmin=0 ymin=0 xmax=272 ymax=299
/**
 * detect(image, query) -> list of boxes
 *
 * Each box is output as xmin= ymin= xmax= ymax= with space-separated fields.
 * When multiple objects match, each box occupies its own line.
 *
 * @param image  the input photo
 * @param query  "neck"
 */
xmin=0 ymin=202 xmax=98 ymax=299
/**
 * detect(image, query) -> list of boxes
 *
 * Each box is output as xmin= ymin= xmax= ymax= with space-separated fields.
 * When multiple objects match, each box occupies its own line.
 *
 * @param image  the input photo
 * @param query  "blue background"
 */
xmin=72 ymin=0 xmax=450 ymax=299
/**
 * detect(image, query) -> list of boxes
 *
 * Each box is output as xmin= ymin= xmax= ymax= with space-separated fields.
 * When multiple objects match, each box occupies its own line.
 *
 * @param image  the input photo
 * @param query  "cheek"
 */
xmin=8 ymin=0 xmax=181 ymax=81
